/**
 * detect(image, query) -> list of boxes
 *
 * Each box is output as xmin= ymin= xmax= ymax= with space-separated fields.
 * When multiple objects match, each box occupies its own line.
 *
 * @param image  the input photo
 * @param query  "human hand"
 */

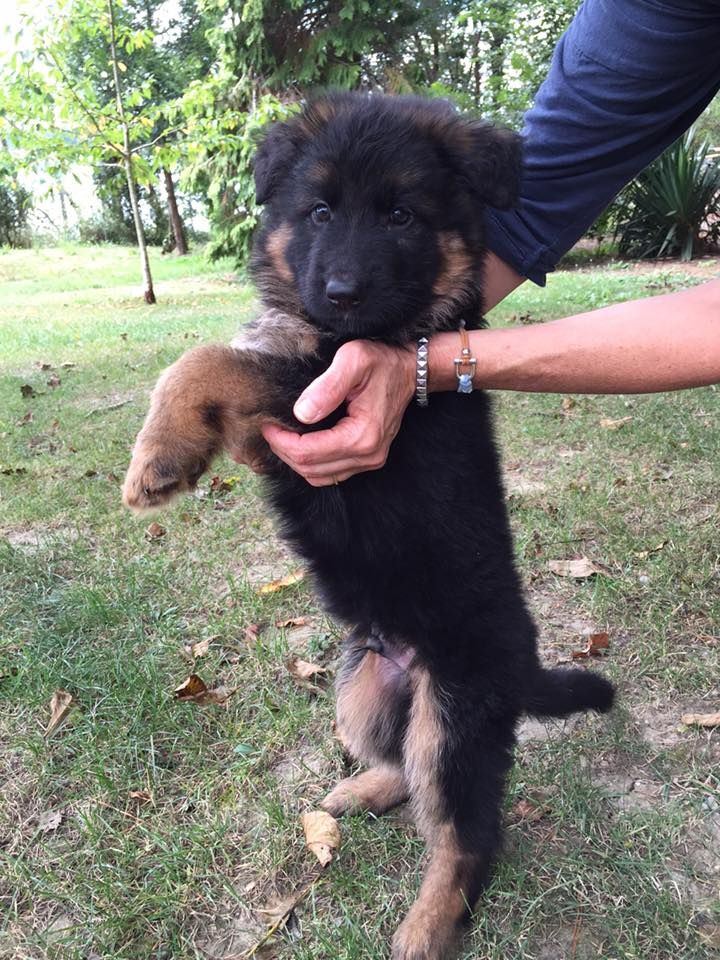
xmin=261 ymin=340 xmax=416 ymax=486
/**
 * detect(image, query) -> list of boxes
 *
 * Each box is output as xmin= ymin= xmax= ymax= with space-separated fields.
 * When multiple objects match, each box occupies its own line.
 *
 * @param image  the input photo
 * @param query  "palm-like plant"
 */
xmin=614 ymin=131 xmax=720 ymax=261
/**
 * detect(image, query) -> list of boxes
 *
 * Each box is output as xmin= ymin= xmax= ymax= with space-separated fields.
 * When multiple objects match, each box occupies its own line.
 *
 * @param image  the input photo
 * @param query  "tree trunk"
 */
xmin=107 ymin=0 xmax=156 ymax=304
xmin=163 ymin=167 xmax=188 ymax=255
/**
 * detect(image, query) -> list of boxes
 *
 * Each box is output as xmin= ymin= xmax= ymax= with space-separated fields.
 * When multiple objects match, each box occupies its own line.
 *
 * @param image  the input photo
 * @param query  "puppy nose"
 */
xmin=326 ymin=277 xmax=362 ymax=309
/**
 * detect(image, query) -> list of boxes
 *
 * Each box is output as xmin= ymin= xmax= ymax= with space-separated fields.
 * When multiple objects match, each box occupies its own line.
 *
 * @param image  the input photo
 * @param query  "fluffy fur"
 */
xmin=122 ymin=93 xmax=614 ymax=960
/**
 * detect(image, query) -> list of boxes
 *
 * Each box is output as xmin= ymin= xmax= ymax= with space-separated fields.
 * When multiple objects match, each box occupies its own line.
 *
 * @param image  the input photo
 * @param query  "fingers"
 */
xmin=293 ymin=341 xmax=369 ymax=424
xmin=262 ymin=422 xmax=387 ymax=486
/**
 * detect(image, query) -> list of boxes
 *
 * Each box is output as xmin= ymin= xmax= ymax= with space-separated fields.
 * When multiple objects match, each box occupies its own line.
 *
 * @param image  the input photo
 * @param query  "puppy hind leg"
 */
xmin=321 ymin=764 xmax=408 ymax=818
xmin=393 ymin=667 xmax=515 ymax=960
xmin=323 ymin=640 xmax=411 ymax=818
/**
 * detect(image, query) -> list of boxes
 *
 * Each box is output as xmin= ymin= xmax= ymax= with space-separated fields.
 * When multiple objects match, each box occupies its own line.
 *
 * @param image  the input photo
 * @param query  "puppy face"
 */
xmin=252 ymin=94 xmax=521 ymax=343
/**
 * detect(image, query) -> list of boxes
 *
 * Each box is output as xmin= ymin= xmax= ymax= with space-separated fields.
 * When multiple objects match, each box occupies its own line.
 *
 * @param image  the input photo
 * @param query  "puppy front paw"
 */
xmin=122 ymin=443 xmax=208 ymax=512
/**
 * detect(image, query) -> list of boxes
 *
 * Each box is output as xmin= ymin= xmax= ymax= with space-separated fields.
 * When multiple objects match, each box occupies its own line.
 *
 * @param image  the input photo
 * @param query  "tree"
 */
xmin=0 ymin=0 xmax=184 ymax=301
xmin=0 ymin=157 xmax=32 ymax=247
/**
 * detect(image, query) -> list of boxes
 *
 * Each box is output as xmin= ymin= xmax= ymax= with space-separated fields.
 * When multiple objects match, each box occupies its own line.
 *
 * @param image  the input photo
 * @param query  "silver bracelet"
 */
xmin=416 ymin=337 xmax=429 ymax=407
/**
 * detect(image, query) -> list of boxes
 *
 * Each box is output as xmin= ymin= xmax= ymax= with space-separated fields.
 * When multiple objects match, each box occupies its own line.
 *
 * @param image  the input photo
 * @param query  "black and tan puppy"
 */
xmin=123 ymin=94 xmax=614 ymax=960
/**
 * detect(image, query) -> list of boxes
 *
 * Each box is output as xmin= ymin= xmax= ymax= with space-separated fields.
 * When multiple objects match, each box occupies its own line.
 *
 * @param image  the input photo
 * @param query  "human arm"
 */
xmin=261 ymin=0 xmax=720 ymax=484
xmin=263 ymin=277 xmax=720 ymax=485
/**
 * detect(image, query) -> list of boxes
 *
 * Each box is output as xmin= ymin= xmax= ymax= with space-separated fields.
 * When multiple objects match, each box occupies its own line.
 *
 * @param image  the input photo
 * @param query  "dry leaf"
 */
xmin=190 ymin=637 xmax=211 ymax=658
xmin=275 ymin=616 xmax=311 ymax=628
xmin=244 ymin=623 xmax=261 ymax=644
xmin=46 ymin=689 xmax=74 ymax=736
xmin=288 ymin=658 xmax=327 ymax=681
xmin=174 ymin=674 xmax=235 ymax=707
xmin=35 ymin=361 xmax=53 ymax=371
xmin=257 ymin=892 xmax=302 ymax=928
xmin=513 ymin=799 xmax=545 ymax=822
xmin=571 ymin=632 xmax=610 ymax=660
xmin=16 ymin=411 xmax=33 ymax=426
xmin=20 ymin=384 xmax=35 ymax=398
xmin=47 ymin=374 xmax=61 ymax=388
xmin=681 ymin=711 xmax=720 ymax=728
xmin=548 ymin=558 xmax=609 ymax=579
xmin=634 ymin=540 xmax=667 ymax=561
xmin=129 ymin=790 xmax=153 ymax=804
xmin=256 ymin=569 xmax=305 ymax=595
xmin=301 ymin=810 xmax=341 ymax=867
xmin=600 ymin=416 xmax=633 ymax=430
xmin=561 ymin=397 xmax=575 ymax=416
xmin=145 ymin=522 xmax=166 ymax=541
xmin=37 ymin=809 xmax=63 ymax=833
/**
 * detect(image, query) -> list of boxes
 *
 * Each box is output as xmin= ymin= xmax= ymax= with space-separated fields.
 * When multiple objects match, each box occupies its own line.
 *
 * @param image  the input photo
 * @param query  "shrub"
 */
xmin=0 ymin=180 xmax=32 ymax=247
xmin=614 ymin=131 xmax=720 ymax=260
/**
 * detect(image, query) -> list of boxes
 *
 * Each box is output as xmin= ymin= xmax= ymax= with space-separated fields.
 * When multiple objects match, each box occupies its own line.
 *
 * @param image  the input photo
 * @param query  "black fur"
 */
xmin=251 ymin=93 xmax=614 ymax=954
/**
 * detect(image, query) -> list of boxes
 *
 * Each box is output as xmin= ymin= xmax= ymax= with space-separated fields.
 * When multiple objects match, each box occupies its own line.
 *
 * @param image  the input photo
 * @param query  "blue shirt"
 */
xmin=486 ymin=0 xmax=720 ymax=285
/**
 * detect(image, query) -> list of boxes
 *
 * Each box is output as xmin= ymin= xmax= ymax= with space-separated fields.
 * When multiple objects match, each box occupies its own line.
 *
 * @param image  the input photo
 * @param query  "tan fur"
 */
xmin=122 ymin=309 xmax=320 ymax=513
xmin=391 ymin=824 xmax=474 ymax=960
xmin=403 ymin=665 xmax=445 ymax=837
xmin=321 ymin=765 xmax=407 ymax=817
xmin=230 ymin=309 xmax=320 ymax=357
xmin=335 ymin=650 xmax=398 ymax=763
xmin=432 ymin=232 xmax=473 ymax=298
xmin=264 ymin=223 xmax=294 ymax=284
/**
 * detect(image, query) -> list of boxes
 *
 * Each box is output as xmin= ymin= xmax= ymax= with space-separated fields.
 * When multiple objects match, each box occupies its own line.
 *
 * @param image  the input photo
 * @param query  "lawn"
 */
xmin=1 ymin=245 xmax=719 ymax=960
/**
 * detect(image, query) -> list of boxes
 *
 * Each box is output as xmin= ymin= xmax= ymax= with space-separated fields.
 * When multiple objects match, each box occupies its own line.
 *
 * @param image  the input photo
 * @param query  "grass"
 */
xmin=1 ymin=244 xmax=719 ymax=960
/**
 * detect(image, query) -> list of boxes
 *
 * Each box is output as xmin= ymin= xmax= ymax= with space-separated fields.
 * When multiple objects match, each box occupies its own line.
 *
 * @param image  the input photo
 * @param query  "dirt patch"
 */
xmin=2 ymin=524 xmax=81 ymax=553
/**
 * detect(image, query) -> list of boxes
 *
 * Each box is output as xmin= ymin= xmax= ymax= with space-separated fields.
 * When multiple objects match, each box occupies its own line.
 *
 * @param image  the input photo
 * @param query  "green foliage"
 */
xmin=0 ymin=162 xmax=32 ymax=247
xmin=614 ymin=131 xmax=720 ymax=261
xmin=0 ymin=0 xmax=583 ymax=264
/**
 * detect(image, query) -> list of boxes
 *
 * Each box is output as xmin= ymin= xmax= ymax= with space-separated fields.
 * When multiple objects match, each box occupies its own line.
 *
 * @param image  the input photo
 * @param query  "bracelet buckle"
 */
xmin=454 ymin=324 xmax=476 ymax=394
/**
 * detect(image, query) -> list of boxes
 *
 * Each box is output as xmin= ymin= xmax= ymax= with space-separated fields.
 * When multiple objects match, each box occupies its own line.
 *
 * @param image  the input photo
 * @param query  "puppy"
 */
xmin=123 ymin=93 xmax=614 ymax=960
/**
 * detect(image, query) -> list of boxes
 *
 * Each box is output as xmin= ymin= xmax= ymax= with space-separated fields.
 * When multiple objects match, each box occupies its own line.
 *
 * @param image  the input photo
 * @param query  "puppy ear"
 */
xmin=452 ymin=121 xmax=523 ymax=211
xmin=253 ymin=122 xmax=301 ymax=205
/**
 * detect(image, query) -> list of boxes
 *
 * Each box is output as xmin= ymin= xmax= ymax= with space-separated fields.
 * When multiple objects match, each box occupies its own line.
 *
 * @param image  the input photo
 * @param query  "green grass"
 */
xmin=1 ymin=244 xmax=719 ymax=960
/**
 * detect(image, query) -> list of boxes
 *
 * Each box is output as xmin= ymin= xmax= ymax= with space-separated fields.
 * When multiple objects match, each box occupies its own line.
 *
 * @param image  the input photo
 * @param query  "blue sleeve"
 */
xmin=485 ymin=0 xmax=720 ymax=286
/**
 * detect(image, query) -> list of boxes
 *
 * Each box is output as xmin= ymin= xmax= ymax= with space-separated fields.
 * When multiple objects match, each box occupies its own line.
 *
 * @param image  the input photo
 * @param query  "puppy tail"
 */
xmin=526 ymin=667 xmax=614 ymax=718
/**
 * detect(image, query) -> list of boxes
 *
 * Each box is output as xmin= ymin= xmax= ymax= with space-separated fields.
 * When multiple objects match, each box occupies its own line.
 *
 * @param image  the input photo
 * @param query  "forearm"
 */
xmin=429 ymin=279 xmax=720 ymax=395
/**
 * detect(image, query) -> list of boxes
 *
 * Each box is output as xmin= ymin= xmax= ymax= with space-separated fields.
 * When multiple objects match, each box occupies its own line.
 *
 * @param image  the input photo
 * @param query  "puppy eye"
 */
xmin=389 ymin=207 xmax=413 ymax=227
xmin=311 ymin=203 xmax=332 ymax=225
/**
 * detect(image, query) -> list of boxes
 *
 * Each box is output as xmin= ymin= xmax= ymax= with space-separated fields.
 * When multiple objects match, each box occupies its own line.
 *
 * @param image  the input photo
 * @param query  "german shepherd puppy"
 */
xmin=123 ymin=93 xmax=614 ymax=960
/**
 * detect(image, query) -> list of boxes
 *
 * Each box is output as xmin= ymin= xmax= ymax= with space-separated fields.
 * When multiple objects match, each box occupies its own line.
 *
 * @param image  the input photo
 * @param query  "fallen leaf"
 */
xmin=257 ymin=892 xmax=302 ymax=928
xmin=243 ymin=622 xmax=262 ymax=644
xmin=288 ymin=658 xmax=327 ymax=681
xmin=513 ymin=799 xmax=545 ymax=822
xmin=47 ymin=374 xmax=61 ymax=388
xmin=0 ymin=466 xmax=27 ymax=475
xmin=35 ymin=362 xmax=53 ymax=371
xmin=548 ymin=558 xmax=609 ymax=579
xmin=190 ymin=637 xmax=211 ymax=658
xmin=561 ymin=397 xmax=575 ymax=416
xmin=209 ymin=474 xmax=242 ymax=494
xmin=275 ymin=616 xmax=311 ymax=628
xmin=600 ymin=416 xmax=633 ymax=430
xmin=128 ymin=790 xmax=153 ymax=804
xmin=256 ymin=569 xmax=305 ymax=595
xmin=20 ymin=384 xmax=35 ymax=398
xmin=37 ymin=809 xmax=63 ymax=833
xmin=173 ymin=674 xmax=234 ymax=707
xmin=633 ymin=540 xmax=667 ymax=561
xmin=60 ymin=362 xmax=76 ymax=369
xmin=571 ymin=632 xmax=610 ymax=660
xmin=681 ymin=711 xmax=720 ymax=728
xmin=301 ymin=810 xmax=341 ymax=867
xmin=46 ymin=689 xmax=74 ymax=736
xmin=145 ymin=522 xmax=166 ymax=541
xmin=16 ymin=411 xmax=33 ymax=426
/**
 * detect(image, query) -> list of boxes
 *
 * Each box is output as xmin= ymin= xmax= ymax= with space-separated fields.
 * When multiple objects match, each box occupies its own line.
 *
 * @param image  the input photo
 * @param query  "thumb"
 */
xmin=294 ymin=346 xmax=358 ymax=424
